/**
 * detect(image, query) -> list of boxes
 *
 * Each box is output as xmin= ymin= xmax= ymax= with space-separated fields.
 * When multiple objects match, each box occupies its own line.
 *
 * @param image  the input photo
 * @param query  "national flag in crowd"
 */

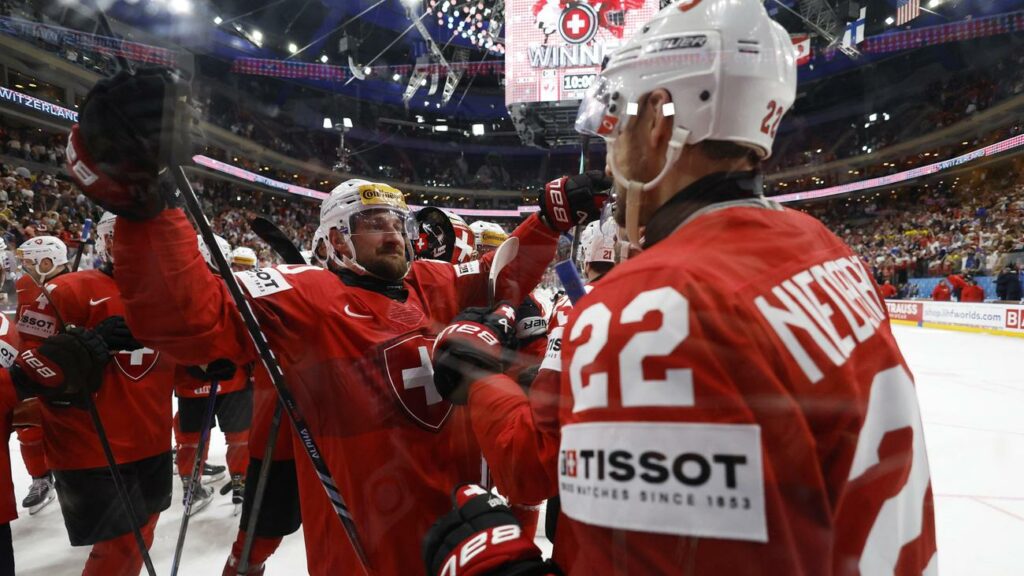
xmin=791 ymin=34 xmax=812 ymax=66
xmin=842 ymin=7 xmax=867 ymax=48
xmin=896 ymin=0 xmax=920 ymax=25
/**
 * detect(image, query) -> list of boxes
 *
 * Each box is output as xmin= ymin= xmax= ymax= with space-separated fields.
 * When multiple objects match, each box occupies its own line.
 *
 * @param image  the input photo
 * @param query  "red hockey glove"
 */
xmin=68 ymin=67 xmax=190 ymax=220
xmin=11 ymin=327 xmax=109 ymax=408
xmin=432 ymin=303 xmax=517 ymax=404
xmin=422 ymin=484 xmax=561 ymax=576
xmin=538 ymin=171 xmax=611 ymax=232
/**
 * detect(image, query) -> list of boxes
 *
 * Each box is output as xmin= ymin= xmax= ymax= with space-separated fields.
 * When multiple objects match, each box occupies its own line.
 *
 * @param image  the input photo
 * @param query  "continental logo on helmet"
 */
xmin=358 ymin=184 xmax=407 ymax=209
xmin=480 ymin=229 xmax=508 ymax=247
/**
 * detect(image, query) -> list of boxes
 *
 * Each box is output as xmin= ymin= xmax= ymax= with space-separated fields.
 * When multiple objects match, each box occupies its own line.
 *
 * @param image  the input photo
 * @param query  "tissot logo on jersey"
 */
xmin=559 ymin=422 xmax=767 ymax=542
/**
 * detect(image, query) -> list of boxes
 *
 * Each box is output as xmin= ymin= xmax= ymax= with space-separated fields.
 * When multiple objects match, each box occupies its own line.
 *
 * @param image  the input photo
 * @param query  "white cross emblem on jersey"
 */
xmin=401 ymin=346 xmax=441 ymax=406
xmin=119 ymin=347 xmax=155 ymax=366
xmin=567 ymin=13 xmax=586 ymax=34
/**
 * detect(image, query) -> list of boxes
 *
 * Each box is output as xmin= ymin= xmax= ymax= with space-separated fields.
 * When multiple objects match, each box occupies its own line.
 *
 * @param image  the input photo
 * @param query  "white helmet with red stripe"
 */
xmin=94 ymin=211 xmax=117 ymax=264
xmin=17 ymin=236 xmax=68 ymax=281
xmin=319 ymin=179 xmax=416 ymax=277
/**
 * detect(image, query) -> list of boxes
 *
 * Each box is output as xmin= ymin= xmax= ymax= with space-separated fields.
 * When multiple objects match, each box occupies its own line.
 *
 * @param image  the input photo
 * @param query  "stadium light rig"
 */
xmin=472 ymin=123 xmax=485 ymax=136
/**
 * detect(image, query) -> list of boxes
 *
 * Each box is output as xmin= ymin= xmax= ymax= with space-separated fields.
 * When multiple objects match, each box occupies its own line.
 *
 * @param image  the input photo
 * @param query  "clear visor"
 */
xmin=574 ymin=76 xmax=620 ymax=138
xmin=349 ymin=207 xmax=417 ymax=239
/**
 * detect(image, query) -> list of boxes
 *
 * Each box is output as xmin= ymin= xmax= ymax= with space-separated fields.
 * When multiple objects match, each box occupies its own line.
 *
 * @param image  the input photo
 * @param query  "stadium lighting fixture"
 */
xmin=393 ymin=73 xmax=402 ymax=81
xmin=363 ymin=66 xmax=372 ymax=75
xmin=435 ymin=125 xmax=449 ymax=132
xmin=169 ymin=0 xmax=192 ymax=14
xmin=885 ymin=16 xmax=895 ymax=25
xmin=213 ymin=15 xmax=222 ymax=25
xmin=472 ymin=123 xmax=485 ymax=136
xmin=343 ymin=117 xmax=354 ymax=129
xmin=868 ymin=113 xmax=877 ymax=122
xmin=416 ymin=115 xmax=424 ymax=123
xmin=252 ymin=30 xmax=263 ymax=43
xmin=928 ymin=0 xmax=942 ymax=7
xmin=322 ymin=117 xmax=333 ymax=129
xmin=320 ymin=55 xmax=329 ymax=63
xmin=288 ymin=42 xmax=298 ymax=53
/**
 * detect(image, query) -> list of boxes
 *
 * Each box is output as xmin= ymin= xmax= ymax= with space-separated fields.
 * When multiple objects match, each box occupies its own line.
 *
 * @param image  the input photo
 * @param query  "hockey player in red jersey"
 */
xmin=13 ymin=236 xmax=71 ymax=514
xmin=17 ymin=211 xmax=176 ymax=576
xmin=65 ymin=65 xmax=607 ymax=573
xmin=172 ymin=234 xmax=253 ymax=516
xmin=429 ymin=1 xmax=937 ymax=574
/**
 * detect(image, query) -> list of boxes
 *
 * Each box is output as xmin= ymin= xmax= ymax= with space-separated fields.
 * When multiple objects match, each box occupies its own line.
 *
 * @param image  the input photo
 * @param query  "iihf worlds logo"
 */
xmin=558 ymin=2 xmax=598 ymax=44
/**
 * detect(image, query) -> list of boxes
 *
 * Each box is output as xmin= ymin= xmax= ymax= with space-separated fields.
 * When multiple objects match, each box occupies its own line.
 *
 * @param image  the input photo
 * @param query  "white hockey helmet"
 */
xmin=17 ymin=236 xmax=69 ymax=280
xmin=310 ymin=226 xmax=330 ymax=266
xmin=198 ymin=234 xmax=232 ymax=272
xmin=469 ymin=220 xmax=508 ymax=254
xmin=319 ymin=179 xmax=416 ymax=278
xmin=94 ymin=211 xmax=117 ymax=264
xmin=301 ymin=249 xmax=316 ymax=266
xmin=578 ymin=219 xmax=620 ymax=266
xmin=230 ymin=246 xmax=258 ymax=269
xmin=575 ymin=0 xmax=796 ymax=241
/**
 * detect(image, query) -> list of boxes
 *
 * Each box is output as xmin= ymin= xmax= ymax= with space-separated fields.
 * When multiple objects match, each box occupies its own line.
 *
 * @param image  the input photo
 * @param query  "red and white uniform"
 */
xmin=554 ymin=203 xmax=936 ymax=574
xmin=173 ymin=363 xmax=250 ymax=399
xmin=12 ymin=274 xmax=49 ymax=482
xmin=0 ymin=315 xmax=22 ymax=523
xmin=18 ymin=270 xmax=175 ymax=470
xmin=113 ymin=208 xmax=558 ymax=575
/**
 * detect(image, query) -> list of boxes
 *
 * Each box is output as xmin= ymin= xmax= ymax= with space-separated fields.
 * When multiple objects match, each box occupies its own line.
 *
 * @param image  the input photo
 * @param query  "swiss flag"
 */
xmin=792 ymin=34 xmax=811 ymax=67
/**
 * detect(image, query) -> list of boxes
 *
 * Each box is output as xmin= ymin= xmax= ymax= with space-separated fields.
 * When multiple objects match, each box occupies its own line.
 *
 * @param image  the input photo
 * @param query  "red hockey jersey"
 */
xmin=113 ymin=208 xmax=558 ymax=575
xmin=18 ymin=270 xmax=175 ymax=471
xmin=555 ymin=201 xmax=937 ymax=575
xmin=0 ymin=314 xmax=22 ymax=523
xmin=173 ymin=362 xmax=251 ymax=399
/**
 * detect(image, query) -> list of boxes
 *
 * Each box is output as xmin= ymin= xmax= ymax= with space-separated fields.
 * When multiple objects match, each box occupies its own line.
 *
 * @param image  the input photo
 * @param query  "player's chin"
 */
xmin=365 ymin=254 xmax=409 ymax=281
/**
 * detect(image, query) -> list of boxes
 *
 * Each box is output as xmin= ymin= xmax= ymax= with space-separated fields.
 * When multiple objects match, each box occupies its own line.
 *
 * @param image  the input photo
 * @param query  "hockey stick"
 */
xmin=170 ymin=377 xmax=220 ymax=576
xmin=248 ymin=216 xmax=306 ymax=266
xmin=238 ymin=216 xmax=305 ymax=574
xmin=170 ymin=162 xmax=372 ymax=572
xmin=70 ymin=218 xmax=93 ymax=272
xmin=27 ymin=276 xmax=157 ymax=576
xmin=487 ymin=237 xmax=520 ymax=307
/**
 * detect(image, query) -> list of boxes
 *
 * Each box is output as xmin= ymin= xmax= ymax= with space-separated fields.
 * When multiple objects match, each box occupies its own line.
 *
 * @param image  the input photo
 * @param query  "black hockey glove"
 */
xmin=423 ymin=484 xmax=561 ymax=576
xmin=184 ymin=358 xmax=237 ymax=382
xmin=538 ymin=171 xmax=611 ymax=232
xmin=515 ymin=296 xmax=548 ymax=346
xmin=93 ymin=315 xmax=143 ymax=352
xmin=68 ymin=67 xmax=191 ymax=220
xmin=432 ymin=303 xmax=517 ymax=404
xmin=11 ymin=327 xmax=109 ymax=408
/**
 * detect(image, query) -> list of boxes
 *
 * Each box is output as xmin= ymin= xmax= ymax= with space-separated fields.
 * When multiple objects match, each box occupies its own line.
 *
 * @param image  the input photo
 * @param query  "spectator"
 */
xmin=879 ymin=280 xmax=898 ymax=299
xmin=995 ymin=264 xmax=1022 ymax=301
xmin=960 ymin=276 xmax=986 ymax=302
xmin=931 ymin=279 xmax=951 ymax=301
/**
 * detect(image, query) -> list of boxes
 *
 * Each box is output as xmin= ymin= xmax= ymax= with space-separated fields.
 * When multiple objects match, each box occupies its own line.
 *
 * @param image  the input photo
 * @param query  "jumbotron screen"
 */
xmin=504 ymin=0 xmax=661 ymax=105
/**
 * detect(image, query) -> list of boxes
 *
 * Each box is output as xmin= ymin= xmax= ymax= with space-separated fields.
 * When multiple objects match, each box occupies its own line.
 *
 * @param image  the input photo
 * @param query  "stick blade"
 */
xmin=487 ymin=237 xmax=520 ymax=305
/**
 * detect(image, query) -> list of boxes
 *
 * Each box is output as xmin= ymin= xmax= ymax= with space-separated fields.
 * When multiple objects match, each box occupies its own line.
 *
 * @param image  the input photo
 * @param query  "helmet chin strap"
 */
xmin=606 ymin=127 xmax=689 ymax=249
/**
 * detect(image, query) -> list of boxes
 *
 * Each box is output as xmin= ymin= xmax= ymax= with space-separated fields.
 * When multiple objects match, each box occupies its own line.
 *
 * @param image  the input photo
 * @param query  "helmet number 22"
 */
xmin=760 ymin=100 xmax=785 ymax=138
xmin=569 ymin=287 xmax=693 ymax=412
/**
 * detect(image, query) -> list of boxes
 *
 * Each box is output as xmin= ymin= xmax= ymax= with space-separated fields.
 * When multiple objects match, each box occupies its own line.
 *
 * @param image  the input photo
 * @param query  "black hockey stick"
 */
xmin=70 ymin=218 xmax=93 ymax=272
xmin=248 ymin=216 xmax=306 ymax=266
xmin=170 ymin=377 xmax=221 ymax=576
xmin=237 ymin=216 xmax=305 ymax=574
xmin=26 ymin=276 xmax=157 ymax=576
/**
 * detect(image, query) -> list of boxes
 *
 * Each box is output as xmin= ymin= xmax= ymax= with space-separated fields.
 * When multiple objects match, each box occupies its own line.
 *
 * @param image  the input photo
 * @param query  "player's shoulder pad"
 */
xmin=235 ymin=264 xmax=323 ymax=299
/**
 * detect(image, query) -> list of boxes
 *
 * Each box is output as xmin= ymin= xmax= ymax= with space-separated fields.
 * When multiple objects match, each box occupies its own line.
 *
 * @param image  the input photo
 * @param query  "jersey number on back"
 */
xmin=569 ymin=287 xmax=694 ymax=412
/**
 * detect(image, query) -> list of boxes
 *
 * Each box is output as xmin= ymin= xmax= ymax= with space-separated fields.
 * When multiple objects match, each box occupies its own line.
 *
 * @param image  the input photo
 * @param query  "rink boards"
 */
xmin=886 ymin=299 xmax=1024 ymax=338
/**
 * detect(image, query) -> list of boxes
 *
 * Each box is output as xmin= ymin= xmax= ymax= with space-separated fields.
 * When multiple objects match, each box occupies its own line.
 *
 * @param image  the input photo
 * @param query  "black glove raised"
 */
xmin=515 ymin=295 xmax=548 ymax=345
xmin=432 ymin=303 xmax=517 ymax=404
xmin=93 ymin=315 xmax=143 ymax=352
xmin=12 ymin=326 xmax=109 ymax=408
xmin=423 ymin=484 xmax=560 ymax=576
xmin=68 ymin=67 xmax=190 ymax=220
xmin=184 ymin=358 xmax=237 ymax=382
xmin=538 ymin=171 xmax=612 ymax=232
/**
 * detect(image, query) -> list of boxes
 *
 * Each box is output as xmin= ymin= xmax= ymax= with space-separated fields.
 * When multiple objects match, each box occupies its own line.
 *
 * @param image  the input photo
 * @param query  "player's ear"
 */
xmin=646 ymin=89 xmax=674 ymax=151
xmin=328 ymin=228 xmax=352 ymax=258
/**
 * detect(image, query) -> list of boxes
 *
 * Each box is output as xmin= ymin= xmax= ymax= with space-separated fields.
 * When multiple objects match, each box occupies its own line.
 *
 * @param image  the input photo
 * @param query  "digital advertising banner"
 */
xmin=504 ymin=0 xmax=660 ymax=105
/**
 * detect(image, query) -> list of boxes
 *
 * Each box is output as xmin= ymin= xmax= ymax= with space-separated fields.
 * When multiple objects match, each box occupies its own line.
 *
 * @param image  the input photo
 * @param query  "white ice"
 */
xmin=9 ymin=325 xmax=1024 ymax=574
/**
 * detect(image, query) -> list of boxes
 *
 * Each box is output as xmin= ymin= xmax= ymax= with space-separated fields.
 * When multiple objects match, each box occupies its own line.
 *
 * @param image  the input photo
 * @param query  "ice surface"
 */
xmin=10 ymin=325 xmax=1023 ymax=574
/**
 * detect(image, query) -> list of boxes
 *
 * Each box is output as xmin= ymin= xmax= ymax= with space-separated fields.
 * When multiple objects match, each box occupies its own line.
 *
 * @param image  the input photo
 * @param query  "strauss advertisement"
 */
xmin=504 ymin=0 xmax=659 ymax=105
